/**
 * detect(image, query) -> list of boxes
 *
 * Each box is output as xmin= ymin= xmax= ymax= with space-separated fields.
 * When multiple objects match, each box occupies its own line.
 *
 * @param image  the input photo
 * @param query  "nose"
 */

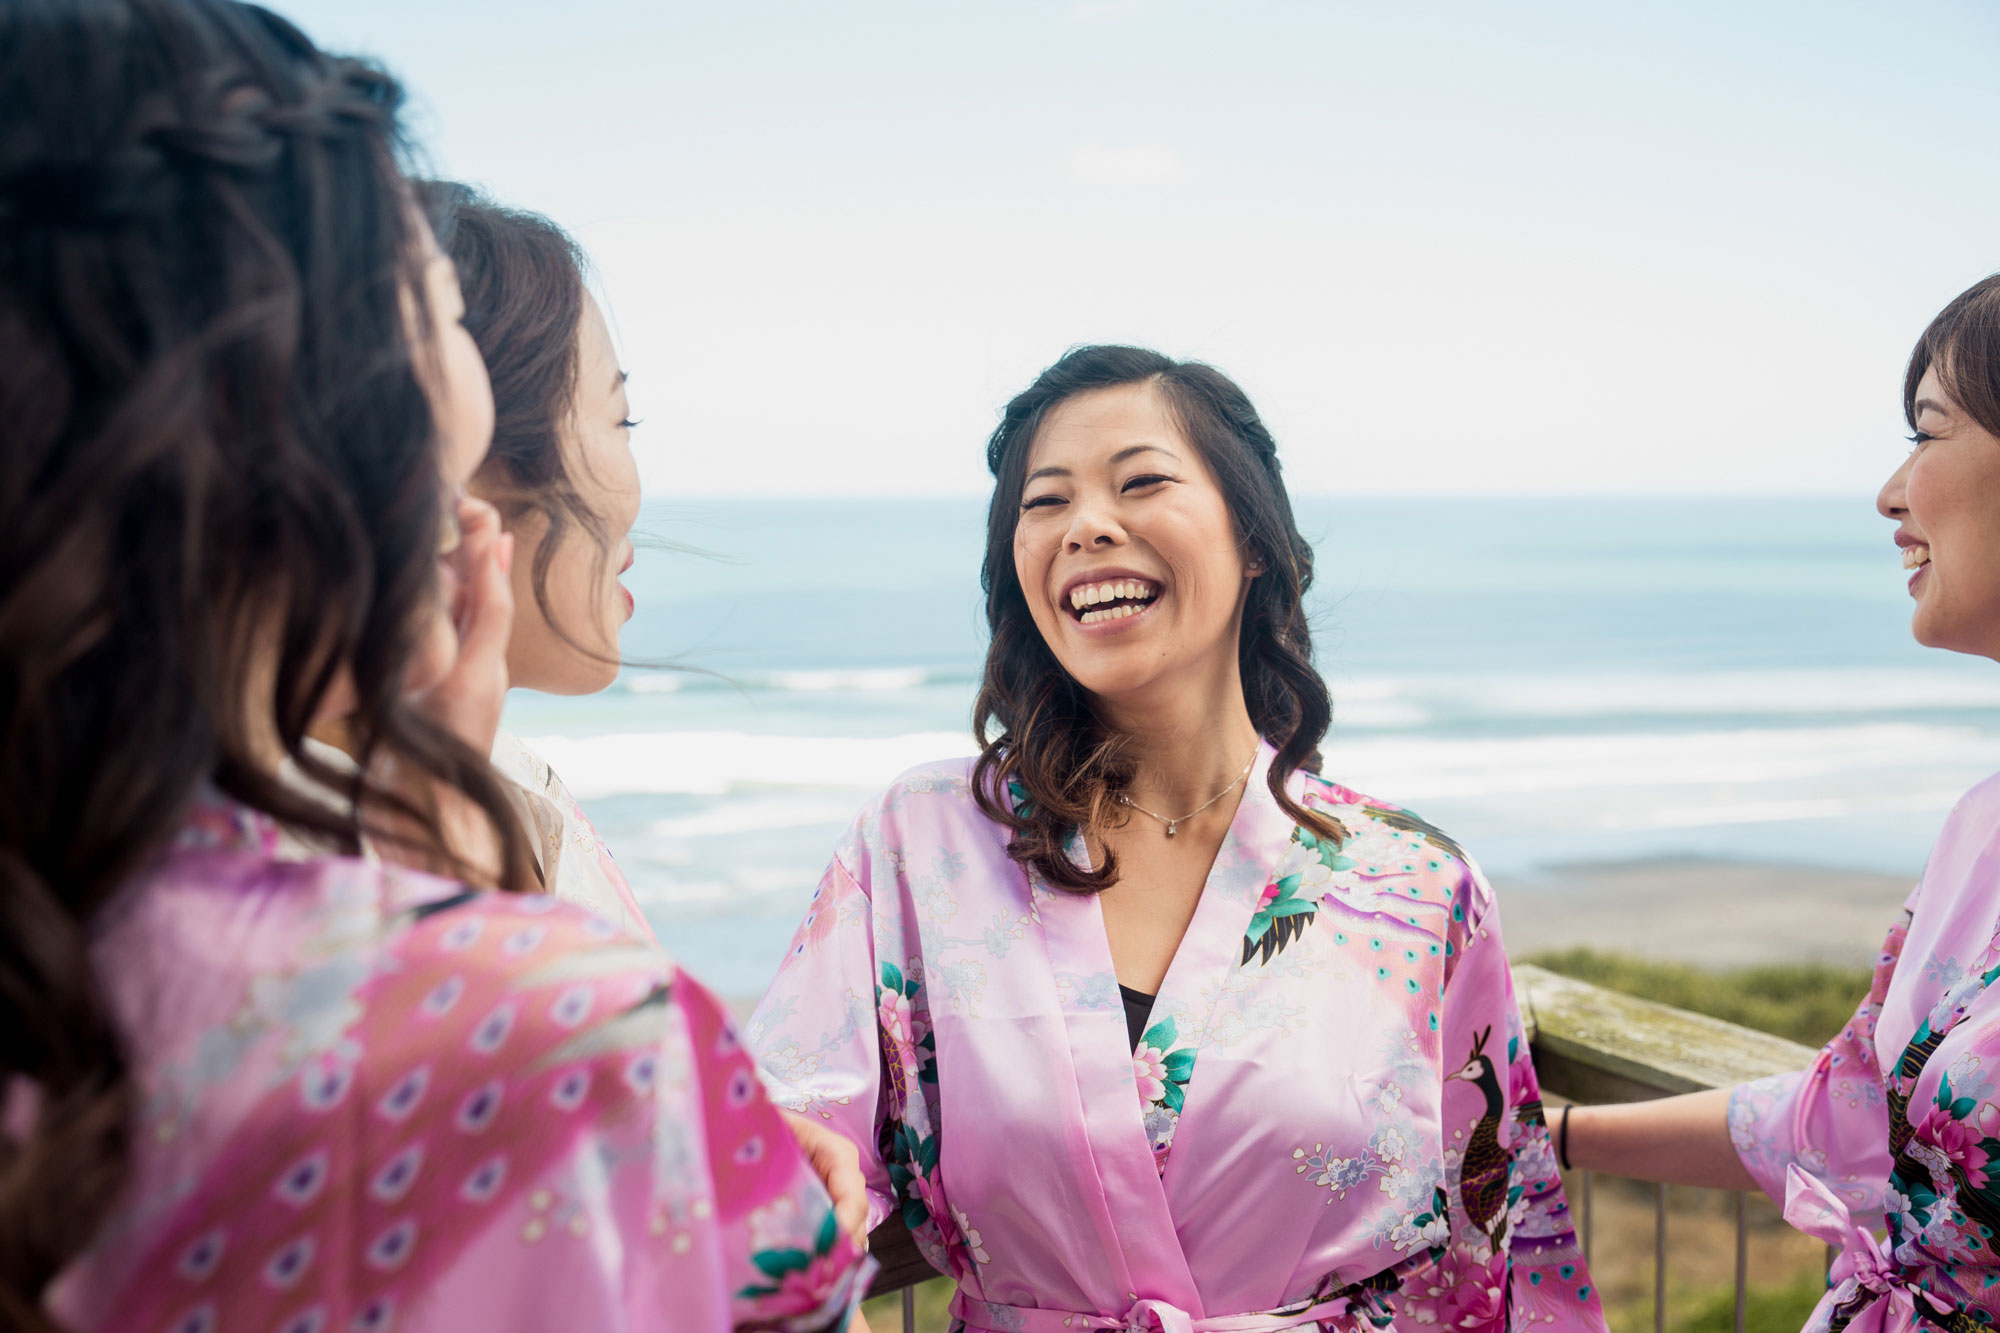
xmin=1877 ymin=450 xmax=1912 ymax=521
xmin=1062 ymin=490 xmax=1127 ymax=554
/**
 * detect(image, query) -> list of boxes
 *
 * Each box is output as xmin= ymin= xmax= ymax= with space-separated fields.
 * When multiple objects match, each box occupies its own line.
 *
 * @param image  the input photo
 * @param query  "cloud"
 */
xmin=1066 ymin=143 xmax=1191 ymax=186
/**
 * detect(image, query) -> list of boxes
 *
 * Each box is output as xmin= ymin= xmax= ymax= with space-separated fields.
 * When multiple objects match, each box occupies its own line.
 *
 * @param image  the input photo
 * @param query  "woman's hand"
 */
xmin=383 ymin=494 xmax=515 ymax=885
xmin=415 ymin=494 xmax=514 ymax=757
xmin=781 ymin=1110 xmax=870 ymax=1248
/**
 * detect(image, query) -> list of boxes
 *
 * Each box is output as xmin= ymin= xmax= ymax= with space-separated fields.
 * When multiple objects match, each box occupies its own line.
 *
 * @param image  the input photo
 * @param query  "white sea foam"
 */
xmin=1331 ymin=668 xmax=2000 ymax=724
xmin=521 ymin=729 xmax=976 ymax=800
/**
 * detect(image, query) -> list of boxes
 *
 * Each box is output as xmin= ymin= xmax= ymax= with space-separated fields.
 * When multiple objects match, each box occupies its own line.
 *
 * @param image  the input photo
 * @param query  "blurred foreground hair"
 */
xmin=971 ymin=345 xmax=1343 ymax=894
xmin=1907 ymin=274 xmax=2000 ymax=440
xmin=0 ymin=2 xmax=523 ymax=1324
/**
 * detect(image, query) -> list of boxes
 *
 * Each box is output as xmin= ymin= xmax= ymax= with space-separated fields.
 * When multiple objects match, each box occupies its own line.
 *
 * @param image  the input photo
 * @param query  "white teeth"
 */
xmin=1903 ymin=544 xmax=1931 ymax=570
xmin=1068 ymin=578 xmax=1162 ymax=617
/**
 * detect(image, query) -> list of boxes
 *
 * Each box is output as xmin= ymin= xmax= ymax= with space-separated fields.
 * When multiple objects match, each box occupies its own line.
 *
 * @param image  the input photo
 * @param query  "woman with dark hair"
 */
xmin=0 ymin=4 xmax=863 ymax=1330
xmin=751 ymin=347 xmax=1602 ymax=1330
xmin=423 ymin=180 xmax=872 ymax=1240
xmin=1566 ymin=275 xmax=2000 ymax=1331
xmin=421 ymin=182 xmax=657 ymax=944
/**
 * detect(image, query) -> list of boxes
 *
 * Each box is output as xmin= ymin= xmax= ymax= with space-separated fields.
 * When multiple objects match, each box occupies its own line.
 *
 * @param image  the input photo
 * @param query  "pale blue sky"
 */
xmin=281 ymin=0 xmax=2000 ymax=496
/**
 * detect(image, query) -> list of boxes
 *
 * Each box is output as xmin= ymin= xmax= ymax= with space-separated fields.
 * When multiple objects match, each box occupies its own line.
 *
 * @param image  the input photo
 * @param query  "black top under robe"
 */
xmin=1120 ymin=984 xmax=1157 ymax=1049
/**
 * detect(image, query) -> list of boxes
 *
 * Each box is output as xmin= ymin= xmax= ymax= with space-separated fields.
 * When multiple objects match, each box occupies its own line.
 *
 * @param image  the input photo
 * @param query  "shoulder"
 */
xmin=490 ymin=728 xmax=569 ymax=803
xmin=852 ymin=754 xmax=987 ymax=825
xmin=833 ymin=753 xmax=1005 ymax=880
xmin=1294 ymin=772 xmax=1490 ymax=915
xmin=1912 ymin=769 xmax=2000 ymax=915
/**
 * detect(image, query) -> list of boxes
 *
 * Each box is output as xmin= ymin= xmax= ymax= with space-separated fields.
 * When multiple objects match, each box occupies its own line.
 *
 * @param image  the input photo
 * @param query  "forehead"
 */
xmin=1026 ymin=381 xmax=1185 ymax=471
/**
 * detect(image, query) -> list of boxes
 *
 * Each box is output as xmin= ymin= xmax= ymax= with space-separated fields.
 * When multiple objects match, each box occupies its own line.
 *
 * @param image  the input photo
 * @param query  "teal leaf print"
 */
xmin=1243 ymin=863 xmax=1323 ymax=966
xmin=881 ymin=961 xmax=905 ymax=995
xmin=1141 ymin=1015 xmax=1179 ymax=1051
xmin=1162 ymin=1049 xmax=1196 ymax=1080
xmin=752 ymin=1248 xmax=811 ymax=1280
xmin=1162 ymin=1080 xmax=1186 ymax=1113
xmin=815 ymin=1206 xmax=839 ymax=1255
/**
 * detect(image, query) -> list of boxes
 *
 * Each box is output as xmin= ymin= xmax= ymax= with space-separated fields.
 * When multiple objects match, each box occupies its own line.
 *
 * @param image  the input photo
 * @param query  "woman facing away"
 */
xmin=0 ymin=4 xmax=864 ymax=1330
xmin=1566 ymin=275 xmax=2000 ymax=1331
xmin=750 ymin=346 xmax=1606 ymax=1331
xmin=422 ymin=181 xmax=658 ymax=946
xmin=426 ymin=179 xmax=870 ymax=1229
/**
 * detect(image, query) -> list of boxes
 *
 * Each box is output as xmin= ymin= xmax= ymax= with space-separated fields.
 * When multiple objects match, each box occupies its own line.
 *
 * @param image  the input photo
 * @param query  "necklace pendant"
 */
xmin=1166 ymin=821 xmax=1178 ymax=837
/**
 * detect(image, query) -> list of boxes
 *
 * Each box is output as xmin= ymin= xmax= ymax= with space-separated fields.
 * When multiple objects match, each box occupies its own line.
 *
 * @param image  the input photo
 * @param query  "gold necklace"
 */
xmin=1116 ymin=752 xmax=1257 ymax=837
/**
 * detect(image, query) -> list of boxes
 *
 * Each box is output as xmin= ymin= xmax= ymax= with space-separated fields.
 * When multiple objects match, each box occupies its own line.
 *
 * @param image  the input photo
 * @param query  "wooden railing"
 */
xmin=863 ymin=963 xmax=1822 ymax=1333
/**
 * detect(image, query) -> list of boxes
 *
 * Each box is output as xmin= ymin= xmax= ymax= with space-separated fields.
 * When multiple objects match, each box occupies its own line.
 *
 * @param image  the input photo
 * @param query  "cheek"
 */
xmin=437 ymin=332 xmax=496 ymax=486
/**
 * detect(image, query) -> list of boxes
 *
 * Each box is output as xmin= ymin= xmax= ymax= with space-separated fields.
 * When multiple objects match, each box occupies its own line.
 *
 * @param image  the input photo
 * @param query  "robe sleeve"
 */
xmin=1415 ymin=857 xmax=1603 ymax=1328
xmin=1727 ymin=891 xmax=1915 ymax=1226
xmin=88 ymin=881 xmax=868 ymax=1333
xmin=748 ymin=849 xmax=904 ymax=1233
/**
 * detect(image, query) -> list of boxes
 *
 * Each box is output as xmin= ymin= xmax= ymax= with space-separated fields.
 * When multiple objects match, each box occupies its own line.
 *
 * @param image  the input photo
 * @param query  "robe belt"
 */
xmin=1780 ymin=1164 xmax=1962 ymax=1333
xmin=948 ymin=1290 xmax=1356 ymax=1333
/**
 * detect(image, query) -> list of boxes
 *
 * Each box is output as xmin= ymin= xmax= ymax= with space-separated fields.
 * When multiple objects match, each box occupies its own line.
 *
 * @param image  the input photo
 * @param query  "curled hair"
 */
xmin=1907 ymin=274 xmax=2000 ymax=441
xmin=971 ymin=345 xmax=1342 ymax=894
xmin=0 ymin=3 xmax=525 ymax=1324
xmin=418 ymin=182 xmax=619 ymax=668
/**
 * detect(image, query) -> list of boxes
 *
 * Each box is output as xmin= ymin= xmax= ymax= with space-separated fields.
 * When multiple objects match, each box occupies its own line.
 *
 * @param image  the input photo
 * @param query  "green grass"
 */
xmin=1670 ymin=1269 xmax=1827 ymax=1333
xmin=1526 ymin=948 xmax=1872 ymax=1048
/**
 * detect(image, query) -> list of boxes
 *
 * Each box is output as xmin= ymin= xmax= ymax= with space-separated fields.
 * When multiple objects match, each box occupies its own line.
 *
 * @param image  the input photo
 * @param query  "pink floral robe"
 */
xmin=44 ymin=791 xmax=868 ymax=1333
xmin=749 ymin=747 xmax=1604 ymax=1331
xmin=1733 ymin=770 xmax=2000 ymax=1331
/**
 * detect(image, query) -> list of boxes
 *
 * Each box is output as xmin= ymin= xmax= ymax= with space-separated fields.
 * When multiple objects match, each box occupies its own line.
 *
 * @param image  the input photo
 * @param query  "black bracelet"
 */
xmin=1557 ymin=1104 xmax=1573 ymax=1172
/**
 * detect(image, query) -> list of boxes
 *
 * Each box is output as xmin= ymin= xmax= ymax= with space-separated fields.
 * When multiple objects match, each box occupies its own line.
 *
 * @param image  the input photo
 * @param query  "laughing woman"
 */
xmin=750 ymin=347 xmax=1604 ymax=1331
xmin=1564 ymin=275 xmax=2000 ymax=1331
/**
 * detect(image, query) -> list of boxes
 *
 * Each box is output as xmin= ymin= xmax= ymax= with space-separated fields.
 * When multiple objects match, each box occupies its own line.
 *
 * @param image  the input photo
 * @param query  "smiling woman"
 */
xmin=748 ymin=346 xmax=1607 ymax=1331
xmin=1560 ymin=274 xmax=2000 ymax=1333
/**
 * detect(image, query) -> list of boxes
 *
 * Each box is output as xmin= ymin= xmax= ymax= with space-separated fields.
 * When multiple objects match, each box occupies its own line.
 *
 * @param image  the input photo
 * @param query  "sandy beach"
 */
xmin=1494 ymin=855 xmax=1916 ymax=968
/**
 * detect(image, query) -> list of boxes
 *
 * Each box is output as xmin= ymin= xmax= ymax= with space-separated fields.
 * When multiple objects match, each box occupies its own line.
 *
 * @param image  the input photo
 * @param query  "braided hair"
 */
xmin=970 ymin=345 xmax=1342 ymax=894
xmin=0 ymin=3 xmax=526 ymax=1325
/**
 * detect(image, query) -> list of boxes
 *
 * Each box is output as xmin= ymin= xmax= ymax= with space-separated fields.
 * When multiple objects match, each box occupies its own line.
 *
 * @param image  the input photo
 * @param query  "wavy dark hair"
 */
xmin=419 ymin=181 xmax=616 ymax=666
xmin=1907 ymin=274 xmax=2000 ymax=440
xmin=971 ymin=345 xmax=1342 ymax=893
xmin=0 ymin=2 xmax=526 ymax=1324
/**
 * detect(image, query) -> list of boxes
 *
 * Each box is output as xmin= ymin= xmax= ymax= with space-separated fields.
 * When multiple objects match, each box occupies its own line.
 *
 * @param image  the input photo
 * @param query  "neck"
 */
xmin=1096 ymin=658 xmax=1262 ymax=813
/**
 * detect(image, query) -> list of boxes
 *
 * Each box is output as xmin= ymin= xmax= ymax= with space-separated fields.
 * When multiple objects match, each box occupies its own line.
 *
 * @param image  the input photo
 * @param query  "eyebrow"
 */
xmin=1914 ymin=396 xmax=1952 ymax=418
xmin=1024 ymin=442 xmax=1180 ymax=484
xmin=614 ymin=369 xmax=629 ymax=393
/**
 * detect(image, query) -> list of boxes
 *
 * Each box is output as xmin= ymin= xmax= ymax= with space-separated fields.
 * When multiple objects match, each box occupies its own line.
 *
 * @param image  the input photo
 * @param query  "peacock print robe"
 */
xmin=748 ymin=746 xmax=1603 ymax=1331
xmin=45 ymin=790 xmax=868 ymax=1333
xmin=1733 ymin=770 xmax=2000 ymax=1332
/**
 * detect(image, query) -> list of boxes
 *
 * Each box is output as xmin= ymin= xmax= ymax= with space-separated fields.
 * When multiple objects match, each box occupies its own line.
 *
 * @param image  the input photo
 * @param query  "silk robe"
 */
xmin=45 ymin=791 xmax=868 ymax=1333
xmin=1732 ymin=770 xmax=2000 ymax=1331
xmin=493 ymin=729 xmax=660 ymax=948
xmin=750 ymin=748 xmax=1603 ymax=1331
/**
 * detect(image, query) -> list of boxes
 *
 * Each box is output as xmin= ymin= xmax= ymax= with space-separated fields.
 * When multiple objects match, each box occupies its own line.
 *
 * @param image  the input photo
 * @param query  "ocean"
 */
xmin=499 ymin=495 xmax=2000 ymax=996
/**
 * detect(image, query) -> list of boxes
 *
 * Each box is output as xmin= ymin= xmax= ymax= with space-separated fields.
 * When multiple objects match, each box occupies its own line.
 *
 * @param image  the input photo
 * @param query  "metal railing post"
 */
xmin=902 ymin=1285 xmax=915 ymax=1333
xmin=1654 ymin=1182 xmax=1668 ymax=1333
xmin=1734 ymin=1191 xmax=1748 ymax=1333
xmin=1581 ymin=1169 xmax=1593 ymax=1265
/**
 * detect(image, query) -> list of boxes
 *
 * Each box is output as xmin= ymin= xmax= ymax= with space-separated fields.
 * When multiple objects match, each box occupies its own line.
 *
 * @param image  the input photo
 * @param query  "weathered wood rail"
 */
xmin=865 ymin=963 xmax=1822 ymax=1331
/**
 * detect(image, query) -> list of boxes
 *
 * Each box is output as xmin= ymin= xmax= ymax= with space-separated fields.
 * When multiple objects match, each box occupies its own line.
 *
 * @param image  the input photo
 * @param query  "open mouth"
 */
xmin=1066 ymin=577 xmax=1161 ymax=625
xmin=1903 ymin=544 xmax=1931 ymax=572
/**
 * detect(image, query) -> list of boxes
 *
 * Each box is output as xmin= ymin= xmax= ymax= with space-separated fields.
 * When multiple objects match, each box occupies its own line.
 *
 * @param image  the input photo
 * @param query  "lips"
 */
xmin=1063 ymin=576 xmax=1161 ymax=624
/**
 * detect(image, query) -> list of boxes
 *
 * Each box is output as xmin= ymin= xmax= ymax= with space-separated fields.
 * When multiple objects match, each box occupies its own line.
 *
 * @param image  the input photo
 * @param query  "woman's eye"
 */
xmin=620 ymin=417 xmax=643 ymax=430
xmin=1122 ymin=473 xmax=1173 ymax=492
xmin=1907 ymin=430 xmax=1935 ymax=451
xmin=1021 ymin=494 xmax=1064 ymax=511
